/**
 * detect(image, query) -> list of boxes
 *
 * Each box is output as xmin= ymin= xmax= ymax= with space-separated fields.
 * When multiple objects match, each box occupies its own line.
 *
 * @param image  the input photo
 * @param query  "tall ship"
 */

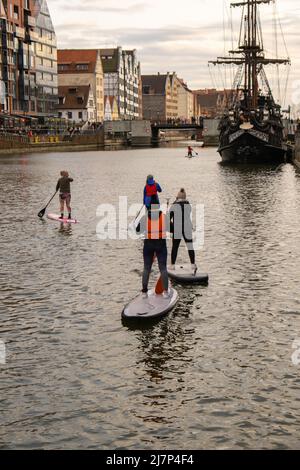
xmin=209 ymin=0 xmax=291 ymax=163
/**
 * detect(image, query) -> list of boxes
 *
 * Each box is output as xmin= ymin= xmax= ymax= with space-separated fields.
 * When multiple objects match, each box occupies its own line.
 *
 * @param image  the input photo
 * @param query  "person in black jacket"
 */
xmin=168 ymin=189 xmax=196 ymax=271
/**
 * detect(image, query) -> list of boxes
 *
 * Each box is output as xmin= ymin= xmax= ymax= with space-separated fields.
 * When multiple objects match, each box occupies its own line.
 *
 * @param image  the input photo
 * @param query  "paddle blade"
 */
xmin=38 ymin=208 xmax=46 ymax=219
xmin=155 ymin=276 xmax=164 ymax=295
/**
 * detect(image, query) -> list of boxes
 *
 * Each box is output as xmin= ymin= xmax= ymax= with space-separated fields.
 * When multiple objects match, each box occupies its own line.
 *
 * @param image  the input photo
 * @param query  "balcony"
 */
xmin=25 ymin=31 xmax=39 ymax=44
xmin=25 ymin=16 xmax=36 ymax=28
xmin=6 ymin=23 xmax=14 ymax=34
xmin=15 ymin=27 xmax=25 ymax=40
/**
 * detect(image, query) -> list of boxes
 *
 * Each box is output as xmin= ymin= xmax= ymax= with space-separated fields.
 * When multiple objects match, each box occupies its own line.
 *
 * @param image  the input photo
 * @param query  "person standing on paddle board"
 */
xmin=187 ymin=146 xmax=194 ymax=158
xmin=168 ymin=189 xmax=197 ymax=272
xmin=136 ymin=205 xmax=170 ymax=299
xmin=56 ymin=171 xmax=73 ymax=220
xmin=143 ymin=175 xmax=162 ymax=210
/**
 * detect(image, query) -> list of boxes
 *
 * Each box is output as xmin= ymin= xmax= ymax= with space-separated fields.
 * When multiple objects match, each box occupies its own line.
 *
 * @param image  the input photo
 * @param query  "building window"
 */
xmin=58 ymin=112 xmax=62 ymax=118
xmin=78 ymin=112 xmax=83 ymax=120
xmin=68 ymin=112 xmax=72 ymax=119
xmin=89 ymin=100 xmax=94 ymax=107
xmin=14 ymin=6 xmax=19 ymax=20
xmin=58 ymin=64 xmax=69 ymax=72
xmin=76 ymin=64 xmax=89 ymax=71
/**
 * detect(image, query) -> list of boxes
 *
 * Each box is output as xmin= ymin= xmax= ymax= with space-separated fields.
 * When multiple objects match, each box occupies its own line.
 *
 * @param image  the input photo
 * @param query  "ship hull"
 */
xmin=218 ymin=129 xmax=286 ymax=164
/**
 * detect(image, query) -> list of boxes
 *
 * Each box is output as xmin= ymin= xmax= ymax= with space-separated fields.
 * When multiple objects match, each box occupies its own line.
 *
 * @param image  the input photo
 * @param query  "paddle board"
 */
xmin=122 ymin=288 xmax=178 ymax=321
xmin=168 ymin=264 xmax=209 ymax=285
xmin=47 ymin=213 xmax=79 ymax=224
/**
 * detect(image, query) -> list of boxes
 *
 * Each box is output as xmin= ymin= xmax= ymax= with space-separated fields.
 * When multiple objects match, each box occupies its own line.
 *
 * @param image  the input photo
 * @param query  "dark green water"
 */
xmin=1 ymin=147 xmax=300 ymax=449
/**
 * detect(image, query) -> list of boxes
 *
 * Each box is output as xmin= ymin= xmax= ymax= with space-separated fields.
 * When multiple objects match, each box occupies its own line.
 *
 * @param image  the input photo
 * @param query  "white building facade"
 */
xmin=100 ymin=47 xmax=141 ymax=120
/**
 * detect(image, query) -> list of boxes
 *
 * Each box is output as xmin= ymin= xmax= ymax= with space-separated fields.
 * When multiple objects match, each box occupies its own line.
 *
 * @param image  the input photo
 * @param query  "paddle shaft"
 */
xmin=134 ymin=204 xmax=145 ymax=222
xmin=38 ymin=190 xmax=58 ymax=218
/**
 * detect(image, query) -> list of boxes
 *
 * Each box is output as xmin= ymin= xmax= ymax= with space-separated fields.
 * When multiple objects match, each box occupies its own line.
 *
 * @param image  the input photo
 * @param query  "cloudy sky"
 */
xmin=48 ymin=0 xmax=300 ymax=107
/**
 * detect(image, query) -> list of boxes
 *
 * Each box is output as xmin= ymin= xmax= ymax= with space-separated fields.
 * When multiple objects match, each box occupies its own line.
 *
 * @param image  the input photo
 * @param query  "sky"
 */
xmin=48 ymin=0 xmax=300 ymax=109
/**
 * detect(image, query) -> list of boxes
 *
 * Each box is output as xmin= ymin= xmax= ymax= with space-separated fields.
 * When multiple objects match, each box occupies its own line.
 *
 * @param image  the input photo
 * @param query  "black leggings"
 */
xmin=171 ymin=237 xmax=195 ymax=265
xmin=142 ymin=240 xmax=168 ymax=293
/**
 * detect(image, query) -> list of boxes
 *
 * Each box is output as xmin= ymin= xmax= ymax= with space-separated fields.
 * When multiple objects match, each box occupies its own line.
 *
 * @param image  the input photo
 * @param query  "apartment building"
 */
xmin=141 ymin=72 xmax=178 ymax=122
xmin=56 ymin=85 xmax=96 ymax=123
xmin=57 ymin=49 xmax=104 ymax=122
xmin=176 ymin=78 xmax=194 ymax=122
xmin=33 ymin=0 xmax=58 ymax=116
xmin=100 ymin=47 xmax=141 ymax=120
xmin=0 ymin=0 xmax=57 ymax=117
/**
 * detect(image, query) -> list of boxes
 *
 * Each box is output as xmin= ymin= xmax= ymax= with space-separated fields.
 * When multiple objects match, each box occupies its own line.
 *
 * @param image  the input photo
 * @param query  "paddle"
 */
xmin=134 ymin=204 xmax=145 ymax=223
xmin=129 ymin=204 xmax=145 ymax=233
xmin=38 ymin=190 xmax=58 ymax=219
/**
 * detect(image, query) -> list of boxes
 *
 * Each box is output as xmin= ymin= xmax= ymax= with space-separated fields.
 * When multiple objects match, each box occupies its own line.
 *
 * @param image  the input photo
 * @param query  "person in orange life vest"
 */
xmin=143 ymin=175 xmax=162 ymax=210
xmin=188 ymin=146 xmax=194 ymax=158
xmin=136 ymin=204 xmax=170 ymax=299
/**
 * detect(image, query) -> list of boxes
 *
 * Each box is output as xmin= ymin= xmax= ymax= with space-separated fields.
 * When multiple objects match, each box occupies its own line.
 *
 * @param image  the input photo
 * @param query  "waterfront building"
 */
xmin=193 ymin=89 xmax=233 ymax=118
xmin=0 ymin=0 xmax=57 ymax=118
xmin=176 ymin=78 xmax=194 ymax=123
xmin=56 ymin=85 xmax=96 ymax=123
xmin=100 ymin=47 xmax=141 ymax=120
xmin=104 ymin=95 xmax=118 ymax=121
xmin=142 ymin=73 xmax=178 ymax=122
xmin=57 ymin=49 xmax=104 ymax=122
xmin=33 ymin=0 xmax=58 ymax=116
xmin=192 ymin=91 xmax=201 ymax=122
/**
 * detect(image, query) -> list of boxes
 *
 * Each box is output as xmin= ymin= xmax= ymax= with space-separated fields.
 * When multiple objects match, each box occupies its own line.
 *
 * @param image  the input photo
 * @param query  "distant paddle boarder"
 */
xmin=136 ymin=204 xmax=170 ymax=299
xmin=143 ymin=175 xmax=162 ymax=210
xmin=56 ymin=171 xmax=73 ymax=220
xmin=168 ymin=189 xmax=197 ymax=272
xmin=187 ymin=146 xmax=194 ymax=158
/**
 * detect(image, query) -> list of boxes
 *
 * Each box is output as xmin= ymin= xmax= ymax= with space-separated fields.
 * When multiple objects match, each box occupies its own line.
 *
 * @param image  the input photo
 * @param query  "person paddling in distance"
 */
xmin=168 ymin=188 xmax=197 ymax=273
xmin=187 ymin=146 xmax=194 ymax=158
xmin=136 ymin=202 xmax=170 ymax=299
xmin=143 ymin=175 xmax=162 ymax=210
xmin=56 ymin=171 xmax=73 ymax=220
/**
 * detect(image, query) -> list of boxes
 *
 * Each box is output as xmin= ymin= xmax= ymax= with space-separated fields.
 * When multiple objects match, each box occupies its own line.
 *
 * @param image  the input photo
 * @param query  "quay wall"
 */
xmin=0 ymin=129 xmax=105 ymax=154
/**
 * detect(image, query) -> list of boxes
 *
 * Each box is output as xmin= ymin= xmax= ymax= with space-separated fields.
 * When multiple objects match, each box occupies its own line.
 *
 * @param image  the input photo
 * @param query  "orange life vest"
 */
xmin=147 ymin=213 xmax=166 ymax=240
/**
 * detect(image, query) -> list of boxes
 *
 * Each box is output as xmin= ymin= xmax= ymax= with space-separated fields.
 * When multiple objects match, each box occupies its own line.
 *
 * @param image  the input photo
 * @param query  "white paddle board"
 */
xmin=122 ymin=288 xmax=178 ymax=321
xmin=168 ymin=264 xmax=209 ymax=285
xmin=47 ymin=213 xmax=79 ymax=224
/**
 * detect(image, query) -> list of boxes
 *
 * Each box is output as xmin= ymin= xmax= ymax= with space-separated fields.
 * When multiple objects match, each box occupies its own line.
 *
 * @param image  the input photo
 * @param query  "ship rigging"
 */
xmin=209 ymin=0 xmax=291 ymax=163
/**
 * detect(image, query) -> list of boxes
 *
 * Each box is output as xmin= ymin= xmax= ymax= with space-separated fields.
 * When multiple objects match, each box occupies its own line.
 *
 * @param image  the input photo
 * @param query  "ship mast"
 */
xmin=209 ymin=0 xmax=290 ymax=109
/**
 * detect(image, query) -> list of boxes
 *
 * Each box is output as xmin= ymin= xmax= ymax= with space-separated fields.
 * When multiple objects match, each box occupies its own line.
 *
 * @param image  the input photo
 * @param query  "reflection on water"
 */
xmin=0 ymin=148 xmax=300 ymax=450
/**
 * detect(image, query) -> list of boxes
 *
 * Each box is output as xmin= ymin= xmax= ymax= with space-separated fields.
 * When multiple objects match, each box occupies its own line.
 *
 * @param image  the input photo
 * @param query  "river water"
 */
xmin=1 ymin=146 xmax=300 ymax=450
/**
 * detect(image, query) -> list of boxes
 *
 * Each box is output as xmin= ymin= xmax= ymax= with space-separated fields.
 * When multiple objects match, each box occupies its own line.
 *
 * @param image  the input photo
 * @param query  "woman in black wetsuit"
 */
xmin=168 ymin=189 xmax=197 ymax=272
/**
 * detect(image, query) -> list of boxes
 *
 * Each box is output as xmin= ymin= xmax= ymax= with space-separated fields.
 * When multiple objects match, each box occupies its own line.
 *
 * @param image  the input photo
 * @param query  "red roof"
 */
xmin=57 ymin=50 xmax=99 ymax=74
